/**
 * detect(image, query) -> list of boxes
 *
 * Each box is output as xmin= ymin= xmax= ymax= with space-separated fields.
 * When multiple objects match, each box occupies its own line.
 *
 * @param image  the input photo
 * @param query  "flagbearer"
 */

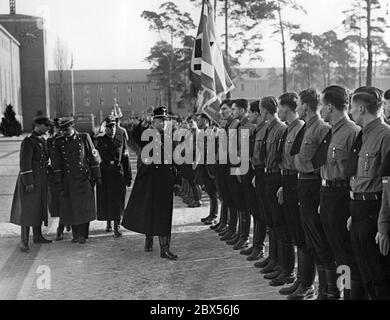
xmin=10 ymin=114 xmax=52 ymax=252
xmin=95 ymin=115 xmax=132 ymax=238
xmin=52 ymin=117 xmax=101 ymax=244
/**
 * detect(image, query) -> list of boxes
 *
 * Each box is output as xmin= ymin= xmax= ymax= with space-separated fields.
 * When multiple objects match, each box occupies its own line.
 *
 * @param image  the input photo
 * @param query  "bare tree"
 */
xmin=53 ymin=36 xmax=70 ymax=117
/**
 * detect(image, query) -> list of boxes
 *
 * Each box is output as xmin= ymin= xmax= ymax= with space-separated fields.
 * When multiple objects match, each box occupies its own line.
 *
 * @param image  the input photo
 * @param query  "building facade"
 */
xmin=49 ymin=69 xmax=160 ymax=123
xmin=0 ymin=23 xmax=21 ymax=121
xmin=0 ymin=13 xmax=50 ymax=130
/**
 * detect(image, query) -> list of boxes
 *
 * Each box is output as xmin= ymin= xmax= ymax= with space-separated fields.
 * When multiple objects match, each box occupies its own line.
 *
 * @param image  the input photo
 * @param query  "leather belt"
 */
xmin=321 ymin=179 xmax=350 ymax=188
xmin=264 ymin=168 xmax=281 ymax=174
xmin=298 ymin=172 xmax=321 ymax=180
xmin=350 ymin=192 xmax=382 ymax=201
xmin=281 ymin=169 xmax=298 ymax=176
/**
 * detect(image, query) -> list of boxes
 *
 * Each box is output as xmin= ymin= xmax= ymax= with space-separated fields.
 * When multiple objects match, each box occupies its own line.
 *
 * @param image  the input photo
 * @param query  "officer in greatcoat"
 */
xmin=122 ymin=107 xmax=179 ymax=260
xmin=52 ymin=117 xmax=101 ymax=244
xmin=95 ymin=115 xmax=132 ymax=237
xmin=10 ymin=115 xmax=52 ymax=252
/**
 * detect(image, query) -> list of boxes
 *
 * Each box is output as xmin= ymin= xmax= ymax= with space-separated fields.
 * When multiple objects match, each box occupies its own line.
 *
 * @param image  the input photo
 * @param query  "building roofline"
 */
xmin=0 ymin=23 xmax=20 ymax=46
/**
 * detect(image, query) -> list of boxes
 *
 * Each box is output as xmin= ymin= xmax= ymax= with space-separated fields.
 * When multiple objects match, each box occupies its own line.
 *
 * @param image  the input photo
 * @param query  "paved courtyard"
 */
xmin=0 ymin=137 xmax=283 ymax=300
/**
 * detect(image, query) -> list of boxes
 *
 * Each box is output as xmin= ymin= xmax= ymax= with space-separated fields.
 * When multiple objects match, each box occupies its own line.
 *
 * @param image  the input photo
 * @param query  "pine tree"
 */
xmin=0 ymin=105 xmax=22 ymax=137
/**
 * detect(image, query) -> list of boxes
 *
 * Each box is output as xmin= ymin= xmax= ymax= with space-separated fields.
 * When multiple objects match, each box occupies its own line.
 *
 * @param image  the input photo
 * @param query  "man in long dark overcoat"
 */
xmin=10 ymin=115 xmax=53 ymax=252
xmin=95 ymin=116 xmax=132 ymax=237
xmin=122 ymin=107 xmax=179 ymax=260
xmin=52 ymin=117 xmax=101 ymax=244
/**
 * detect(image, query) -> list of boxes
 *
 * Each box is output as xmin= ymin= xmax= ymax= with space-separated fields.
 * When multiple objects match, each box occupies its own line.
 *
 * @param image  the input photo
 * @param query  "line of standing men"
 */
xmin=211 ymin=86 xmax=390 ymax=300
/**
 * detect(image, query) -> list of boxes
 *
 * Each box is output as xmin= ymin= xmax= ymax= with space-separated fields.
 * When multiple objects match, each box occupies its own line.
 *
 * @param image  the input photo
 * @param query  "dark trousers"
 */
xmin=219 ymin=202 xmax=228 ymax=225
xmin=238 ymin=210 xmax=251 ymax=240
xmin=282 ymin=174 xmax=306 ymax=249
xmin=320 ymin=187 xmax=360 ymax=280
xmin=198 ymin=165 xmax=219 ymax=217
xmin=265 ymin=173 xmax=291 ymax=244
xmin=227 ymin=207 xmax=238 ymax=232
xmin=254 ymin=166 xmax=268 ymax=226
xmin=72 ymin=223 xmax=90 ymax=239
xmin=350 ymin=200 xmax=390 ymax=299
xmin=297 ymin=179 xmax=335 ymax=268
xmin=242 ymin=168 xmax=267 ymax=248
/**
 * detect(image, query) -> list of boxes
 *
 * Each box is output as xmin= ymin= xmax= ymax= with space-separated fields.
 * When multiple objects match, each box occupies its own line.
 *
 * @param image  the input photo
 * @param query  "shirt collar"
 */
xmin=239 ymin=116 xmax=250 ymax=126
xmin=306 ymin=114 xmax=319 ymax=129
xmin=363 ymin=117 xmax=383 ymax=135
xmin=267 ymin=118 xmax=278 ymax=132
xmin=288 ymin=118 xmax=301 ymax=132
xmin=332 ymin=116 xmax=348 ymax=134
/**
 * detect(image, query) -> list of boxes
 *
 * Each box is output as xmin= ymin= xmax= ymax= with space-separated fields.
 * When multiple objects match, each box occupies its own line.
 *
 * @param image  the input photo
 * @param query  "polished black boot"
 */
xmin=33 ymin=226 xmax=52 ymax=244
xmin=215 ymin=223 xmax=227 ymax=233
xmin=106 ymin=221 xmax=112 ymax=232
xmin=240 ymin=246 xmax=254 ymax=256
xmin=280 ymin=247 xmax=303 ymax=296
xmin=226 ymin=233 xmax=240 ymax=245
xmin=159 ymin=236 xmax=178 ymax=260
xmin=233 ymin=238 xmax=249 ymax=250
xmin=210 ymin=221 xmax=222 ymax=231
xmin=219 ymin=227 xmax=231 ymax=237
xmin=260 ymin=230 xmax=278 ymax=274
xmin=254 ymin=256 xmax=271 ymax=269
xmin=56 ymin=224 xmax=65 ymax=241
xmin=325 ymin=268 xmax=341 ymax=300
xmin=114 ymin=220 xmax=122 ymax=238
xmin=287 ymin=251 xmax=316 ymax=300
xmin=20 ymin=226 xmax=30 ymax=252
xmin=71 ymin=225 xmax=79 ymax=243
xmin=316 ymin=265 xmax=328 ymax=300
xmin=145 ymin=235 xmax=154 ymax=252
xmin=220 ymin=229 xmax=234 ymax=240
xmin=270 ymin=242 xmax=295 ymax=287
xmin=264 ymin=265 xmax=283 ymax=280
xmin=247 ymin=247 xmax=264 ymax=262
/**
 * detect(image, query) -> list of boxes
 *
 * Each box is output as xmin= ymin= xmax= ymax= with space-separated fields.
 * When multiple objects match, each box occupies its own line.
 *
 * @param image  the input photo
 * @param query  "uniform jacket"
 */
xmin=47 ymin=133 xmax=61 ymax=218
xmin=122 ymin=122 xmax=177 ymax=236
xmin=95 ymin=133 xmax=132 ymax=221
xmin=52 ymin=132 xmax=101 ymax=226
xmin=10 ymin=131 xmax=49 ymax=227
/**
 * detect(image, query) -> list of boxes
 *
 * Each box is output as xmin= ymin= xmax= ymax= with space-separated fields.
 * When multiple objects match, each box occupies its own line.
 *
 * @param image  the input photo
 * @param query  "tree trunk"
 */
xmin=225 ymin=0 xmax=231 ymax=99
xmin=277 ymin=1 xmax=287 ymax=92
xmin=366 ymin=0 xmax=373 ymax=86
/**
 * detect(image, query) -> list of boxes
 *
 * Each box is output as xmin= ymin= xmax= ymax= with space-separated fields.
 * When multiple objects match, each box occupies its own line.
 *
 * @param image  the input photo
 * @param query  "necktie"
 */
xmin=290 ymin=124 xmax=306 ymax=156
xmin=345 ymin=130 xmax=363 ymax=178
xmin=276 ymin=129 xmax=288 ymax=164
xmin=259 ymin=128 xmax=269 ymax=162
xmin=311 ymin=128 xmax=332 ymax=169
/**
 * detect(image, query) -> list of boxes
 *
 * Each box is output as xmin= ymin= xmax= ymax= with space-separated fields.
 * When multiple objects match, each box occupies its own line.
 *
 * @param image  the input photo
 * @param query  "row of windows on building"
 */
xmin=84 ymin=96 xmax=149 ymax=107
xmin=84 ymin=84 xmax=149 ymax=96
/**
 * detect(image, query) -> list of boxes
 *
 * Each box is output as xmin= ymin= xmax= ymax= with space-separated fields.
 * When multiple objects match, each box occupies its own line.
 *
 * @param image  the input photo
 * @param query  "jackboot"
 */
xmin=254 ymin=256 xmax=271 ymax=269
xmin=210 ymin=221 xmax=222 ymax=231
xmin=270 ymin=242 xmax=295 ymax=287
xmin=20 ymin=226 xmax=30 ymax=252
xmin=159 ymin=235 xmax=178 ymax=260
xmin=316 ymin=265 xmax=328 ymax=300
xmin=247 ymin=246 xmax=264 ymax=262
xmin=145 ymin=235 xmax=154 ymax=252
xmin=260 ymin=230 xmax=278 ymax=274
xmin=226 ymin=233 xmax=240 ymax=246
xmin=215 ymin=223 xmax=227 ymax=233
xmin=279 ymin=247 xmax=304 ymax=296
xmin=71 ymin=225 xmax=80 ymax=243
xmin=240 ymin=246 xmax=254 ymax=256
xmin=287 ymin=251 xmax=316 ymax=300
xmin=233 ymin=238 xmax=249 ymax=250
xmin=106 ymin=221 xmax=112 ymax=232
xmin=33 ymin=226 xmax=52 ymax=244
xmin=220 ymin=229 xmax=234 ymax=241
xmin=325 ymin=268 xmax=341 ymax=300
xmin=114 ymin=220 xmax=122 ymax=238
xmin=204 ymin=196 xmax=218 ymax=225
xmin=264 ymin=265 xmax=283 ymax=280
xmin=56 ymin=224 xmax=65 ymax=241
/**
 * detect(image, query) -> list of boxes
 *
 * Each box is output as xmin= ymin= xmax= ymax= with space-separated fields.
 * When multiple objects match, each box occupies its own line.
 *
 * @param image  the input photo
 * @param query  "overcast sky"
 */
xmin=0 ymin=0 xmax=389 ymax=70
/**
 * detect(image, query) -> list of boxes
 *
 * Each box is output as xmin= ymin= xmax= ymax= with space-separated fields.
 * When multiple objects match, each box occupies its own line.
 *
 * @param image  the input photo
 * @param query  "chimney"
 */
xmin=10 ymin=0 xmax=16 ymax=15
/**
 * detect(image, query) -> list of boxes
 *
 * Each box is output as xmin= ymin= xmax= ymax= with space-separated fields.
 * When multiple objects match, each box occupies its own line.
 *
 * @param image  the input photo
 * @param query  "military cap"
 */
xmin=59 ymin=117 xmax=75 ymax=129
xmin=153 ymin=106 xmax=169 ymax=120
xmin=104 ymin=115 xmax=116 ymax=127
xmin=33 ymin=114 xmax=51 ymax=126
